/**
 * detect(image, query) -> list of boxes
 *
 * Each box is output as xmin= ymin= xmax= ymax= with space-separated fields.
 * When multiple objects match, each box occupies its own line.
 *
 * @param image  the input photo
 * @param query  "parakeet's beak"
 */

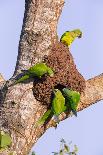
xmin=78 ymin=33 xmax=82 ymax=38
xmin=72 ymin=109 xmax=77 ymax=117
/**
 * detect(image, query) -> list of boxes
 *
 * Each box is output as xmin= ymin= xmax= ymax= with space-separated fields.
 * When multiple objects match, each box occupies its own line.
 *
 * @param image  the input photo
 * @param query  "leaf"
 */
xmin=59 ymin=150 xmax=63 ymax=155
xmin=60 ymin=138 xmax=66 ymax=144
xmin=64 ymin=144 xmax=70 ymax=153
xmin=36 ymin=109 xmax=52 ymax=126
xmin=31 ymin=152 xmax=36 ymax=155
xmin=0 ymin=131 xmax=12 ymax=149
xmin=73 ymin=145 xmax=78 ymax=153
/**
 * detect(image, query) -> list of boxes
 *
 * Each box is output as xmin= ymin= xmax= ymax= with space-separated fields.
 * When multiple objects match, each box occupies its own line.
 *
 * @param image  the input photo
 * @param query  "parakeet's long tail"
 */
xmin=14 ymin=74 xmax=30 ymax=84
xmin=35 ymin=109 xmax=53 ymax=127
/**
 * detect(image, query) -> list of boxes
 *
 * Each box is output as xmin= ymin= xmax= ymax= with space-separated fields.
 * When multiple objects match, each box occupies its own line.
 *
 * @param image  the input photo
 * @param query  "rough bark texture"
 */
xmin=14 ymin=0 xmax=64 ymax=75
xmin=0 ymin=0 xmax=103 ymax=155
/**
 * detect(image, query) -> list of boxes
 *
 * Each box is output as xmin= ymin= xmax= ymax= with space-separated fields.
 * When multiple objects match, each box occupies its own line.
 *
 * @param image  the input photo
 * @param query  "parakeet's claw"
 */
xmin=53 ymin=115 xmax=60 ymax=124
xmin=51 ymin=120 xmax=57 ymax=129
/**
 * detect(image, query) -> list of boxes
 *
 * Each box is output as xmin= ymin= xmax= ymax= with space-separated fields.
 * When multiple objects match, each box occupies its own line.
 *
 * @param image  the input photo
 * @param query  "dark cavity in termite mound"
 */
xmin=33 ymin=42 xmax=86 ymax=106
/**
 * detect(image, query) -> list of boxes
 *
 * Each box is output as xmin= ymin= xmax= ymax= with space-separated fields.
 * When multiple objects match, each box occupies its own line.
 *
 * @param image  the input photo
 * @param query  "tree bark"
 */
xmin=0 ymin=0 xmax=103 ymax=155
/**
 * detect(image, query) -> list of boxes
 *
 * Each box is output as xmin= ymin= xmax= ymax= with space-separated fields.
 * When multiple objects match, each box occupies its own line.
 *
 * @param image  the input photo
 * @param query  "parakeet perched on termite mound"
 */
xmin=33 ymin=41 xmax=85 ymax=106
xmin=60 ymin=29 xmax=82 ymax=47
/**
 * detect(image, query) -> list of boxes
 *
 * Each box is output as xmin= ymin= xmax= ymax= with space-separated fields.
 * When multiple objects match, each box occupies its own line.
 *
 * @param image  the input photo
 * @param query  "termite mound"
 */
xmin=33 ymin=42 xmax=85 ymax=106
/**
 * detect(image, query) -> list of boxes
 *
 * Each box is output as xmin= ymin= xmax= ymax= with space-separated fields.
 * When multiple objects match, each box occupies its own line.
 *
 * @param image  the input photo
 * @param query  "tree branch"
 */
xmin=0 ymin=73 xmax=5 ymax=83
xmin=78 ymin=73 xmax=103 ymax=111
xmin=1 ymin=74 xmax=103 ymax=155
xmin=0 ymin=0 xmax=103 ymax=155
xmin=14 ymin=0 xmax=64 ymax=75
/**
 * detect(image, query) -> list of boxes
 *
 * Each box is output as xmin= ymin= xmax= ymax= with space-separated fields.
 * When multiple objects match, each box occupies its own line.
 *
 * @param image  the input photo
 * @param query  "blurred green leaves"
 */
xmin=31 ymin=139 xmax=78 ymax=155
xmin=0 ymin=131 xmax=12 ymax=150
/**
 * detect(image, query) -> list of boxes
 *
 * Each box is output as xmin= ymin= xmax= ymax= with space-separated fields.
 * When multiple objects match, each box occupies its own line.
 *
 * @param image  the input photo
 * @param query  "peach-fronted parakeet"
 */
xmin=36 ymin=89 xmax=66 ymax=126
xmin=15 ymin=63 xmax=54 ymax=84
xmin=62 ymin=88 xmax=80 ymax=116
xmin=60 ymin=29 xmax=82 ymax=47
xmin=52 ymin=89 xmax=66 ymax=121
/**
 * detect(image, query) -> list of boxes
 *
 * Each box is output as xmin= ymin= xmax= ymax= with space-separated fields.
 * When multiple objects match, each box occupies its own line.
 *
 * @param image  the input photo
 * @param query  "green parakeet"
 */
xmin=60 ymin=29 xmax=82 ymax=47
xmin=52 ymin=89 xmax=66 ymax=116
xmin=36 ymin=89 xmax=66 ymax=126
xmin=62 ymin=88 xmax=80 ymax=116
xmin=15 ymin=63 xmax=54 ymax=84
xmin=28 ymin=63 xmax=54 ymax=78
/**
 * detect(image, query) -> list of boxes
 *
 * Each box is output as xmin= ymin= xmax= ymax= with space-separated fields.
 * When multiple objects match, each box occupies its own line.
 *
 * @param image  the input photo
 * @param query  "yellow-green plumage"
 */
xmin=52 ymin=89 xmax=66 ymax=116
xmin=36 ymin=89 xmax=66 ymax=126
xmin=60 ymin=29 xmax=82 ymax=47
xmin=0 ymin=131 xmax=12 ymax=150
xmin=15 ymin=63 xmax=54 ymax=84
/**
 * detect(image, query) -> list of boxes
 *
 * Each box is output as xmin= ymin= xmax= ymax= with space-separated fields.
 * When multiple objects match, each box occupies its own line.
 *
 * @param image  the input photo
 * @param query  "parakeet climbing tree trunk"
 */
xmin=0 ymin=0 xmax=103 ymax=155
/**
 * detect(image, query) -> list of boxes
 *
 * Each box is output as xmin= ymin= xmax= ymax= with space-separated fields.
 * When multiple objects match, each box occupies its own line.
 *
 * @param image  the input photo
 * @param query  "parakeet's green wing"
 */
xmin=60 ymin=31 xmax=69 ymax=41
xmin=62 ymin=88 xmax=80 ymax=103
xmin=60 ymin=31 xmax=72 ymax=46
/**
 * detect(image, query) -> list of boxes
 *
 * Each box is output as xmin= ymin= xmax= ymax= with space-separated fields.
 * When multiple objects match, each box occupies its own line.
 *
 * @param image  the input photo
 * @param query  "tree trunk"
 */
xmin=0 ymin=1 xmax=103 ymax=155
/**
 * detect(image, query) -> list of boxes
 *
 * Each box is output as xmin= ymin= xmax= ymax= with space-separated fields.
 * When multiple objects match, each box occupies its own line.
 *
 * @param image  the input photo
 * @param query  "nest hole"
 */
xmin=54 ymin=84 xmax=66 ymax=91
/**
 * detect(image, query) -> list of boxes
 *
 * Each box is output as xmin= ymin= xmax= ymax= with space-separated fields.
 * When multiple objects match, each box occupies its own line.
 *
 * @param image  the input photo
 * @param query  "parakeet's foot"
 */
xmin=53 ymin=115 xmax=60 ymax=124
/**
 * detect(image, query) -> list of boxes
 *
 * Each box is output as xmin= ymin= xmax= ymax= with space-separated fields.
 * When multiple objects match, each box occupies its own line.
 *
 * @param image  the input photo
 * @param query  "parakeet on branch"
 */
xmin=62 ymin=88 xmax=80 ymax=116
xmin=15 ymin=63 xmax=54 ymax=84
xmin=36 ymin=89 xmax=66 ymax=126
xmin=52 ymin=89 xmax=66 ymax=122
xmin=36 ymin=88 xmax=81 ymax=127
xmin=60 ymin=29 xmax=82 ymax=47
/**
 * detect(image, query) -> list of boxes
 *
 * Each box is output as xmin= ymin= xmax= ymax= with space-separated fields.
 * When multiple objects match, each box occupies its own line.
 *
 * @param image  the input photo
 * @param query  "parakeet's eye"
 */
xmin=53 ymin=89 xmax=58 ymax=93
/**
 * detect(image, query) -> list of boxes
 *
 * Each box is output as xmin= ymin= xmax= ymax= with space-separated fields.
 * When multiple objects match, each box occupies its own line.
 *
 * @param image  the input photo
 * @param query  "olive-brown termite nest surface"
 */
xmin=33 ymin=42 xmax=86 ymax=107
